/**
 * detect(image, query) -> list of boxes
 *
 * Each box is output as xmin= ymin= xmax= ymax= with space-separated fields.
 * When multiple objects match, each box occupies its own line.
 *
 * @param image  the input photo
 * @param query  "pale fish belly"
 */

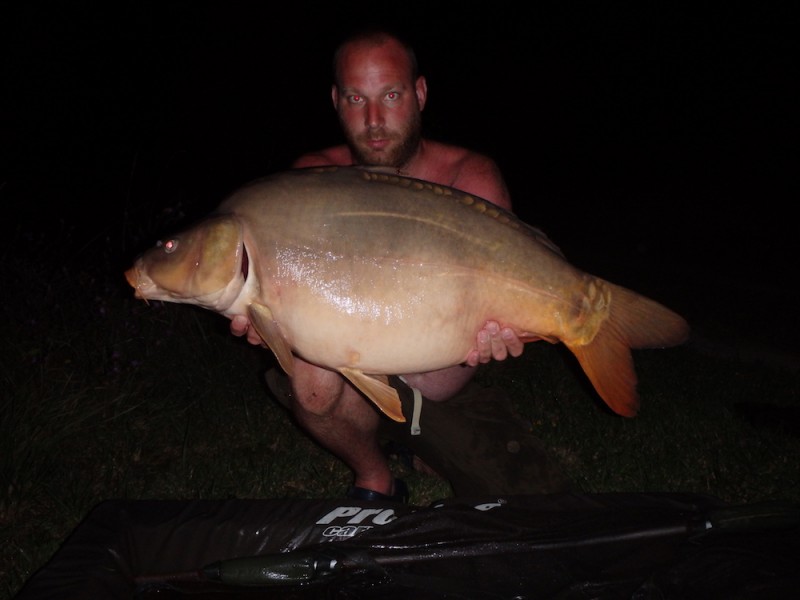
xmin=269 ymin=277 xmax=481 ymax=374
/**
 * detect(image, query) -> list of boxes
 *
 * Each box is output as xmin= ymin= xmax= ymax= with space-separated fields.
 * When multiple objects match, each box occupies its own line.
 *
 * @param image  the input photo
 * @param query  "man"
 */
xmin=231 ymin=29 xmax=566 ymax=501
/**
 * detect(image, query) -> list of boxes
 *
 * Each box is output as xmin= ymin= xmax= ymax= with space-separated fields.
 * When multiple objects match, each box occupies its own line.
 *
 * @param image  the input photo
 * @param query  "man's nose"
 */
xmin=364 ymin=101 xmax=384 ymax=128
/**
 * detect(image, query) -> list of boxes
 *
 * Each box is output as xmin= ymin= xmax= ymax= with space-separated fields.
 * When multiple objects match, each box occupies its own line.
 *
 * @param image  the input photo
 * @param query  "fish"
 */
xmin=125 ymin=165 xmax=689 ymax=422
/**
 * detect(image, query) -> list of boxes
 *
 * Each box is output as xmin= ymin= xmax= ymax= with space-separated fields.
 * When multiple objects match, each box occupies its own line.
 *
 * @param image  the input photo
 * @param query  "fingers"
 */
xmin=501 ymin=327 xmax=524 ymax=358
xmin=464 ymin=350 xmax=480 ymax=368
xmin=230 ymin=315 xmax=265 ymax=347
xmin=472 ymin=321 xmax=523 ymax=365
xmin=230 ymin=315 xmax=249 ymax=337
xmin=474 ymin=321 xmax=501 ymax=363
xmin=247 ymin=329 xmax=265 ymax=346
xmin=473 ymin=325 xmax=492 ymax=364
xmin=487 ymin=322 xmax=508 ymax=361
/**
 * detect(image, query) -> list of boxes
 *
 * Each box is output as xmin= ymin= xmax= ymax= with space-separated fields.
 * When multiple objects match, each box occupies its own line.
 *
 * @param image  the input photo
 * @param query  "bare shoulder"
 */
xmin=427 ymin=141 xmax=512 ymax=211
xmin=291 ymin=145 xmax=353 ymax=168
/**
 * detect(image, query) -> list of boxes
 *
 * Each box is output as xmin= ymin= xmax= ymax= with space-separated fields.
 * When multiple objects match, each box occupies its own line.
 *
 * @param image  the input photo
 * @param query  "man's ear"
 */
xmin=331 ymin=84 xmax=340 ymax=110
xmin=415 ymin=76 xmax=428 ymax=111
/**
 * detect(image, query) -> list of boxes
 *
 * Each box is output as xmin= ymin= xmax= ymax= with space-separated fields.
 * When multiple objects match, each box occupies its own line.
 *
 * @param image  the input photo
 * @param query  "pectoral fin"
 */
xmin=339 ymin=368 xmax=405 ymax=423
xmin=248 ymin=303 xmax=294 ymax=378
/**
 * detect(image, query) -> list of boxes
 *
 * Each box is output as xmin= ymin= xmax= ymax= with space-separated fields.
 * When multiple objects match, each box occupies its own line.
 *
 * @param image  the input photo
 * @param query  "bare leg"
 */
xmin=289 ymin=356 xmax=479 ymax=496
xmin=289 ymin=356 xmax=396 ymax=496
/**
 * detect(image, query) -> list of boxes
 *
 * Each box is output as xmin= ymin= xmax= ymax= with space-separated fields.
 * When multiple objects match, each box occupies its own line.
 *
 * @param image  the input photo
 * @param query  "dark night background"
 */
xmin=3 ymin=2 xmax=798 ymax=359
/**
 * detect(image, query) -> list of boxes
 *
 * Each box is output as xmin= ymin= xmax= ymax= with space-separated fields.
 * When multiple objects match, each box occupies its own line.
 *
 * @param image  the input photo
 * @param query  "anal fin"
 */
xmin=570 ymin=338 xmax=639 ymax=417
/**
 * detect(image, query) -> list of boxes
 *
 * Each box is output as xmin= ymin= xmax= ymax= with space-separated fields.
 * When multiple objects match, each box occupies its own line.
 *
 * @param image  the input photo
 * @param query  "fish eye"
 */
xmin=157 ymin=238 xmax=179 ymax=253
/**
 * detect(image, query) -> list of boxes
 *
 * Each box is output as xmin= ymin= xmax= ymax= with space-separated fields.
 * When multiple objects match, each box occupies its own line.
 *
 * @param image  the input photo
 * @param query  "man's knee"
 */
xmin=292 ymin=387 xmax=339 ymax=417
xmin=290 ymin=363 xmax=347 ymax=417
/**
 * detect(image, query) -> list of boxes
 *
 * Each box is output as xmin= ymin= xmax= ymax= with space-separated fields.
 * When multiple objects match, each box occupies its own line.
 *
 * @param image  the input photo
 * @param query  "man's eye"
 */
xmin=386 ymin=92 xmax=398 ymax=101
xmin=349 ymin=95 xmax=363 ymax=104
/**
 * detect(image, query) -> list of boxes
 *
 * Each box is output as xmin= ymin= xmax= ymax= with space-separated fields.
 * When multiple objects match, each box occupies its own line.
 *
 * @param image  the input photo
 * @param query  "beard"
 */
xmin=342 ymin=111 xmax=423 ymax=169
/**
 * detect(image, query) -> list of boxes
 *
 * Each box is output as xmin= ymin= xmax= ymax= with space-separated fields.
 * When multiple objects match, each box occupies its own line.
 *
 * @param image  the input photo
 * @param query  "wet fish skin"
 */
xmin=125 ymin=166 xmax=690 ymax=422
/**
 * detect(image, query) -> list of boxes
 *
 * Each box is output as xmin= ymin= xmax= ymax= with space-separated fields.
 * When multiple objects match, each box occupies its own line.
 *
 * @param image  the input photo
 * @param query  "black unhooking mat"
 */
xmin=15 ymin=492 xmax=800 ymax=599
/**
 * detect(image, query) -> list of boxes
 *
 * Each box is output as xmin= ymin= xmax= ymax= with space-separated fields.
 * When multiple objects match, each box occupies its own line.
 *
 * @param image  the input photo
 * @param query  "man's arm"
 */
xmin=451 ymin=153 xmax=513 ymax=212
xmin=292 ymin=146 xmax=351 ymax=169
xmin=450 ymin=153 xmax=523 ymax=364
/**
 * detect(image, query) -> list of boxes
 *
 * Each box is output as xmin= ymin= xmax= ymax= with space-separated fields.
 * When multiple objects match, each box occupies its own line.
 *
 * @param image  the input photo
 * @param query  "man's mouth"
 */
xmin=366 ymin=138 xmax=389 ymax=150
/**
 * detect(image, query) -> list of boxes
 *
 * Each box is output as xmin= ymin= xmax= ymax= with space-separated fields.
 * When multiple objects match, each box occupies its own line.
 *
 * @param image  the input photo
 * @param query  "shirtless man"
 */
xmin=231 ymin=29 xmax=525 ymax=501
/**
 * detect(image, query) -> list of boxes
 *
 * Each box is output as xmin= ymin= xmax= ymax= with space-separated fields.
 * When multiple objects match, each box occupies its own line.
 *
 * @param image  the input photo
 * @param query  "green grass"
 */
xmin=480 ymin=341 xmax=799 ymax=502
xmin=1 ymin=227 xmax=798 ymax=599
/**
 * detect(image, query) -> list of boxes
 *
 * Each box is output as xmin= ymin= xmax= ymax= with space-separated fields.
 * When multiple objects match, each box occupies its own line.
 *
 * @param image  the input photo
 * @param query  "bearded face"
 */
xmin=341 ymin=108 xmax=422 ymax=168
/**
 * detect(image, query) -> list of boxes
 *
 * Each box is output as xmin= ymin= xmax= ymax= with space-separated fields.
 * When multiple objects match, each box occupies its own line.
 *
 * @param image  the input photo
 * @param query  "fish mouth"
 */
xmin=124 ymin=265 xmax=158 ymax=303
xmin=125 ymin=266 xmax=157 ymax=301
xmin=124 ymin=266 xmax=146 ymax=298
xmin=124 ymin=267 xmax=137 ymax=289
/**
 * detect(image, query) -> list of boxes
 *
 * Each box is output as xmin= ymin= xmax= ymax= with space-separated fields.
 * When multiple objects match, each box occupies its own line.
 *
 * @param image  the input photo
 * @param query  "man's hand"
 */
xmin=464 ymin=321 xmax=524 ymax=367
xmin=230 ymin=315 xmax=264 ymax=347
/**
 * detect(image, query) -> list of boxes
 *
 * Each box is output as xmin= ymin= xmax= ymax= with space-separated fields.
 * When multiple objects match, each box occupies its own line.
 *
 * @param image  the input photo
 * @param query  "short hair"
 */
xmin=331 ymin=27 xmax=419 ymax=86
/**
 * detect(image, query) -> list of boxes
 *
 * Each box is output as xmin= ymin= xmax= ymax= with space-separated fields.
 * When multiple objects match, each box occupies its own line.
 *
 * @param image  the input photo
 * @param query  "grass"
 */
xmin=1 ymin=221 xmax=798 ymax=599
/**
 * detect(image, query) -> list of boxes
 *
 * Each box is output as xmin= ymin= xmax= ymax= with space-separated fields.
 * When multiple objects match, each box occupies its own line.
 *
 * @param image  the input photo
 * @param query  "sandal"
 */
xmin=346 ymin=478 xmax=409 ymax=504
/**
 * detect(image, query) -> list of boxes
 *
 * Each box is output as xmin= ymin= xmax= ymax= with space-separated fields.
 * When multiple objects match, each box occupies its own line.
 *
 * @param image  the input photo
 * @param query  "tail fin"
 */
xmin=568 ymin=283 xmax=690 ymax=417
